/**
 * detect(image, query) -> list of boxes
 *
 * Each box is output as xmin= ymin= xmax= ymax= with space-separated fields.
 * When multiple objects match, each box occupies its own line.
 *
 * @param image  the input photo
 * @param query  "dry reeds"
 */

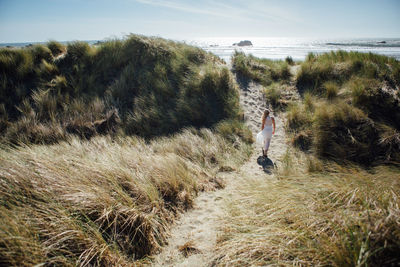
xmin=0 ymin=127 xmax=251 ymax=266
xmin=214 ymin=151 xmax=400 ymax=266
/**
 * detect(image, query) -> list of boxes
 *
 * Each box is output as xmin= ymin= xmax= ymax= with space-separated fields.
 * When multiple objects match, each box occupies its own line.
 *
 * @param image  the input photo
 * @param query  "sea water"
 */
xmin=2 ymin=37 xmax=400 ymax=62
xmin=187 ymin=37 xmax=400 ymax=63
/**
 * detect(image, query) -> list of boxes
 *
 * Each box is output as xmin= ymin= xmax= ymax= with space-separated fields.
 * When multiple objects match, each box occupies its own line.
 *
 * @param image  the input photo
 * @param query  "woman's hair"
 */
xmin=262 ymin=109 xmax=270 ymax=123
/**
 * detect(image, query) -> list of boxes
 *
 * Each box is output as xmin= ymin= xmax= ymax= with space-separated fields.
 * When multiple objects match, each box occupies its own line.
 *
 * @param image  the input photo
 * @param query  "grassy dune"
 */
xmin=0 ymin=126 xmax=252 ymax=266
xmin=216 ymin=151 xmax=400 ymax=266
xmin=2 ymin=38 xmax=399 ymax=266
xmin=232 ymin=51 xmax=291 ymax=86
xmin=234 ymin=50 xmax=400 ymax=165
xmin=0 ymin=36 xmax=254 ymax=265
xmin=232 ymin=51 xmax=296 ymax=110
xmin=215 ymin=51 xmax=400 ymax=266
xmin=1 ymin=35 xmax=239 ymax=143
xmin=289 ymin=51 xmax=400 ymax=164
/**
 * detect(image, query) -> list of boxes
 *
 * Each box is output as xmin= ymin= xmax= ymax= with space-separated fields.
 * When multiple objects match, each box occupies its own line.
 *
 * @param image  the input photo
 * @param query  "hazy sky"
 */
xmin=0 ymin=0 xmax=399 ymax=42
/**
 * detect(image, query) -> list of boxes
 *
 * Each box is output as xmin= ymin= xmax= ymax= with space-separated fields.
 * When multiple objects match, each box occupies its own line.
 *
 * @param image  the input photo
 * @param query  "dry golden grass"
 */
xmin=0 ymin=127 xmax=251 ymax=266
xmin=214 ymin=149 xmax=400 ymax=266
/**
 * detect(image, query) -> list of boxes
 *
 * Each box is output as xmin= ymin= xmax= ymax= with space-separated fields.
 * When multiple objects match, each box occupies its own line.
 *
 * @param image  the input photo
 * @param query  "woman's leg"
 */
xmin=264 ymin=137 xmax=271 ymax=155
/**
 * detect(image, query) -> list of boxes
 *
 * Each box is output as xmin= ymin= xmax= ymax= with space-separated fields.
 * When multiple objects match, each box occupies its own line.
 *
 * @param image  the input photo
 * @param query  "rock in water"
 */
xmin=233 ymin=40 xmax=253 ymax=46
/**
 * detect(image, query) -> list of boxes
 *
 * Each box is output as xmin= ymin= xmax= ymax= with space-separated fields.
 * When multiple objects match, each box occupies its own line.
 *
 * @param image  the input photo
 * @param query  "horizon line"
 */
xmin=1 ymin=35 xmax=400 ymax=45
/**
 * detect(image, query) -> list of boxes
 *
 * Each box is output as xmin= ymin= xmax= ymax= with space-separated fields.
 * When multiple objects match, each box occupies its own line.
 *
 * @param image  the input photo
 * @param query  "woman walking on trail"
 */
xmin=257 ymin=109 xmax=276 ymax=157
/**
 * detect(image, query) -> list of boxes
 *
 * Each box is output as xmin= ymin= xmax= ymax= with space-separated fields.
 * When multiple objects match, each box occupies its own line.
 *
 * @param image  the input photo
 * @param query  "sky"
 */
xmin=0 ymin=0 xmax=399 ymax=43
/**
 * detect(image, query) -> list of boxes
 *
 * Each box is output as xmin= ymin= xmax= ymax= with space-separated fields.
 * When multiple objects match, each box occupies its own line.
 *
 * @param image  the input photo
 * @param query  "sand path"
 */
xmin=150 ymin=72 xmax=293 ymax=267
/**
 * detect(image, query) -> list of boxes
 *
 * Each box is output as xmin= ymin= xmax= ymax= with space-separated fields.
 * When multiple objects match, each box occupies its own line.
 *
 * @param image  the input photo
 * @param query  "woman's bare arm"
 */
xmin=272 ymin=117 xmax=276 ymax=134
xmin=261 ymin=117 xmax=265 ymax=130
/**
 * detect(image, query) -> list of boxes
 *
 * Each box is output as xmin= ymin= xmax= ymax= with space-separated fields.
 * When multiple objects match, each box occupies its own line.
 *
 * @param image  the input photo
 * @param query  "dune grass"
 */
xmin=285 ymin=99 xmax=398 ymax=164
xmin=232 ymin=51 xmax=291 ymax=86
xmin=232 ymin=51 xmax=297 ymax=110
xmin=1 ymin=35 xmax=239 ymax=143
xmin=0 ymin=34 xmax=255 ymax=266
xmin=0 ymin=124 xmax=252 ymax=266
xmin=296 ymin=51 xmax=400 ymax=93
xmin=284 ymin=51 xmax=400 ymax=165
xmin=214 ymin=149 xmax=400 ymax=266
xmin=212 ymin=51 xmax=400 ymax=266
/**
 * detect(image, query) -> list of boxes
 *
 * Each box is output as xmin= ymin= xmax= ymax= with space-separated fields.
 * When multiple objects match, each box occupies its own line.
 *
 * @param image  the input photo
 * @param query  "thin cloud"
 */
xmin=134 ymin=0 xmax=299 ymax=23
xmin=232 ymin=0 xmax=302 ymax=23
xmin=135 ymin=0 xmax=237 ymax=19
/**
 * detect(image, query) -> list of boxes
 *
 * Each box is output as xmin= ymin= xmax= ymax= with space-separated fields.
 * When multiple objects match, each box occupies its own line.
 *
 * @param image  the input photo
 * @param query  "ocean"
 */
xmin=2 ymin=37 xmax=400 ymax=62
xmin=188 ymin=37 xmax=400 ymax=63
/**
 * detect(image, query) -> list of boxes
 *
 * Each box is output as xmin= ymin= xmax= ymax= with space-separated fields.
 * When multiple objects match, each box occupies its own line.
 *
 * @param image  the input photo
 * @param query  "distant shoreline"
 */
xmin=0 ymin=40 xmax=100 ymax=48
xmin=2 ymin=37 xmax=400 ymax=61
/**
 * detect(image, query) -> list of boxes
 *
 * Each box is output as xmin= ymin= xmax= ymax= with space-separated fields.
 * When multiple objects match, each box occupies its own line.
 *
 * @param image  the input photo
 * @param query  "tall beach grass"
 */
xmin=232 ymin=51 xmax=291 ymax=86
xmin=1 ymin=35 xmax=240 ymax=143
xmin=213 ymin=51 xmax=400 ymax=266
xmin=0 ymin=125 xmax=252 ymax=266
xmin=214 ymin=150 xmax=400 ymax=266
xmin=286 ymin=51 xmax=400 ymax=164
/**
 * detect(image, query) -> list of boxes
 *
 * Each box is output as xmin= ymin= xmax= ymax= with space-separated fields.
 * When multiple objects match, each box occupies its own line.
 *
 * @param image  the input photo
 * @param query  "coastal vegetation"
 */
xmin=216 ymin=152 xmax=400 ymax=266
xmin=215 ymin=51 xmax=400 ymax=266
xmin=290 ymin=51 xmax=400 ymax=164
xmin=233 ymin=50 xmax=400 ymax=165
xmin=232 ymin=51 xmax=291 ymax=86
xmin=0 ymin=128 xmax=251 ymax=266
xmin=0 ymin=35 xmax=240 ymax=143
xmin=0 ymin=35 xmax=253 ymax=266
xmin=2 ymin=36 xmax=399 ymax=266
xmin=232 ymin=51 xmax=294 ymax=109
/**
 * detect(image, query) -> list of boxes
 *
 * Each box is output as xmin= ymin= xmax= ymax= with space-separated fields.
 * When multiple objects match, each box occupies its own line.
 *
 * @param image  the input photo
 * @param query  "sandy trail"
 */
xmin=150 ymin=73 xmax=291 ymax=267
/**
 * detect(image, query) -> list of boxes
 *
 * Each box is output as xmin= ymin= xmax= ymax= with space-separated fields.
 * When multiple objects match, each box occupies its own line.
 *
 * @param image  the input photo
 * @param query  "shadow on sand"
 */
xmin=234 ymin=73 xmax=250 ymax=91
xmin=257 ymin=156 xmax=275 ymax=174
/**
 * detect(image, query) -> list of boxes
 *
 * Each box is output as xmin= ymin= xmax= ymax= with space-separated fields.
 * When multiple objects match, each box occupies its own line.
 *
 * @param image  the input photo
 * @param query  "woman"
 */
xmin=257 ymin=109 xmax=276 ymax=157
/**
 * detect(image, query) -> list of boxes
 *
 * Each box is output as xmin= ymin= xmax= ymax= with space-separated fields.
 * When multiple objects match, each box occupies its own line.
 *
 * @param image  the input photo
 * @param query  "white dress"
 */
xmin=256 ymin=116 xmax=273 ymax=151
